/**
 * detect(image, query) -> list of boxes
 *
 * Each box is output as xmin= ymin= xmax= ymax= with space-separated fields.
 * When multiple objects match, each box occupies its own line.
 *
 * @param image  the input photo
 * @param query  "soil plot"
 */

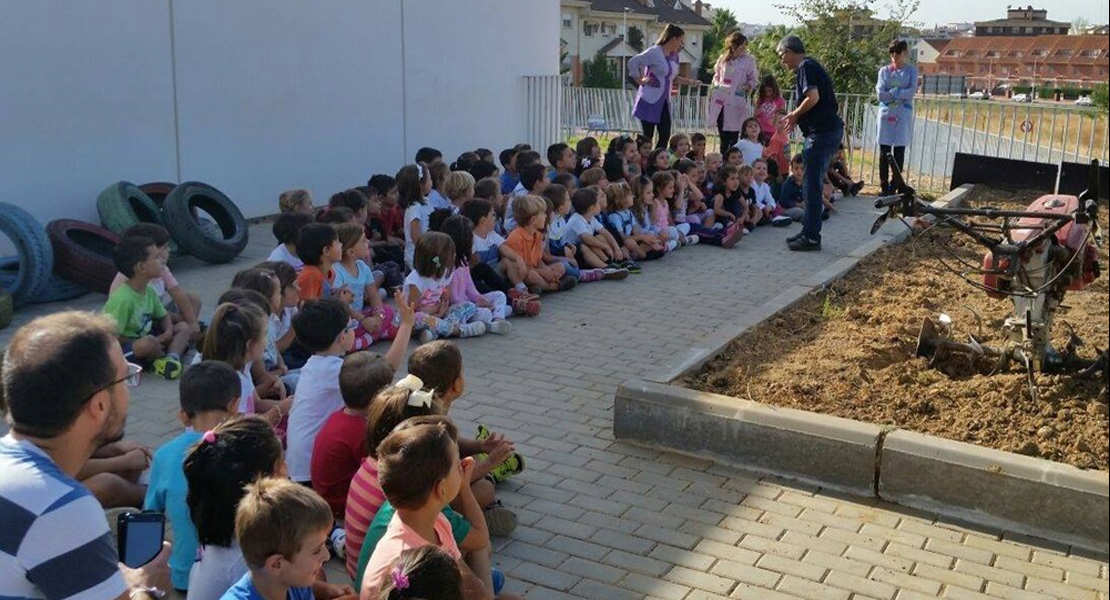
xmin=684 ymin=187 xmax=1109 ymax=470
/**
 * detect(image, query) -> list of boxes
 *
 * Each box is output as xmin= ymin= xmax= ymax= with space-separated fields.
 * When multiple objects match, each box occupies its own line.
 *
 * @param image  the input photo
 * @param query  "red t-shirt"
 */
xmin=380 ymin=205 xmax=403 ymax=240
xmin=310 ymin=409 xmax=366 ymax=520
xmin=297 ymin=265 xmax=329 ymax=301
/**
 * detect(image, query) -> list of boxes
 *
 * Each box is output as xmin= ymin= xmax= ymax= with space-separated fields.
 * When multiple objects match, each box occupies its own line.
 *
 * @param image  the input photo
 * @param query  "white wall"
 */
xmin=0 ymin=0 xmax=558 ymax=242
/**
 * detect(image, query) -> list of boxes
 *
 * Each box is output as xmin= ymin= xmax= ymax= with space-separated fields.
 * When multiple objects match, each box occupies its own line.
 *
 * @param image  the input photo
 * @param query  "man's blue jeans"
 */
xmin=801 ymin=124 xmax=844 ymax=242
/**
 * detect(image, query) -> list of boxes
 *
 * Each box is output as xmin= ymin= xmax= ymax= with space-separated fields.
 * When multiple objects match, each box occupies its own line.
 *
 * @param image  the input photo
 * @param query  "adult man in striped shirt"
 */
xmin=1 ymin=312 xmax=170 ymax=600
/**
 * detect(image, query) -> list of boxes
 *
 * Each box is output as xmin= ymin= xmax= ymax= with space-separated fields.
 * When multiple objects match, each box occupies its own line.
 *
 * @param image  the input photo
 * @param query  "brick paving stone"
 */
xmin=6 ymin=216 xmax=1104 ymax=600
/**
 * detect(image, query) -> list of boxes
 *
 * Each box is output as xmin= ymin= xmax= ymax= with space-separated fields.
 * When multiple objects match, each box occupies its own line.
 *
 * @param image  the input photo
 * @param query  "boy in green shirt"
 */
xmin=102 ymin=236 xmax=191 ymax=379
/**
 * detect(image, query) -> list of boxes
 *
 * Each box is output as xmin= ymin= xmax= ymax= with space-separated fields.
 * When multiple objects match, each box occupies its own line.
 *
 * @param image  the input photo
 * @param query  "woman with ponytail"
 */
xmin=707 ymin=31 xmax=759 ymax=153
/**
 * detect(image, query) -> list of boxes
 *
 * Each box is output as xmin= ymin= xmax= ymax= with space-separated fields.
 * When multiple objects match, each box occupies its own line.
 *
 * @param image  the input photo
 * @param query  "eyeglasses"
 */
xmin=84 ymin=362 xmax=143 ymax=403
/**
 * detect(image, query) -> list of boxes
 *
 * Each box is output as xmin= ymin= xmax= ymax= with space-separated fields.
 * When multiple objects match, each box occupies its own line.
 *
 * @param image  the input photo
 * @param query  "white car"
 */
xmin=969 ymin=91 xmax=989 ymax=100
xmin=1012 ymin=93 xmax=1031 ymax=103
xmin=1075 ymin=96 xmax=1093 ymax=106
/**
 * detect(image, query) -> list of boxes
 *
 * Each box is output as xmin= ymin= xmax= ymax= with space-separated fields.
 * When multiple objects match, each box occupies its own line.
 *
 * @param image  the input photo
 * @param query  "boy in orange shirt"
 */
xmin=502 ymin=195 xmax=574 ymax=293
xmin=295 ymin=223 xmax=344 ymax=301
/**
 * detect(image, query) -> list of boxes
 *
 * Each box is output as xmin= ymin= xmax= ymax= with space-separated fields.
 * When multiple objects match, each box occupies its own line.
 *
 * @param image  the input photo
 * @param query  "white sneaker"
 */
xmin=488 ymin=320 xmax=512 ymax=335
xmin=419 ymin=329 xmax=437 ymax=344
xmin=685 ymin=235 xmax=700 ymax=245
xmin=328 ymin=528 xmax=346 ymax=560
xmin=711 ymin=222 xmax=724 ymax=230
xmin=743 ymin=228 xmax=751 ymax=235
xmin=459 ymin=322 xmax=487 ymax=338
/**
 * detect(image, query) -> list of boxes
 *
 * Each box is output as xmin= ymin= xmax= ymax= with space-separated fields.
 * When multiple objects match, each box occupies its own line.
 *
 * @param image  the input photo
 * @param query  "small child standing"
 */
xmin=268 ymin=212 xmax=313 ymax=271
xmin=103 ymin=236 xmax=192 ymax=379
xmin=406 ymin=232 xmax=488 ymax=343
xmin=440 ymin=215 xmax=512 ymax=334
xmin=399 ymin=163 xmax=434 ymax=269
xmin=755 ymin=76 xmax=787 ymax=143
xmin=218 ymin=478 xmax=338 ymax=600
xmin=735 ymin=117 xmax=765 ymax=167
xmin=145 ymin=361 xmax=241 ymax=593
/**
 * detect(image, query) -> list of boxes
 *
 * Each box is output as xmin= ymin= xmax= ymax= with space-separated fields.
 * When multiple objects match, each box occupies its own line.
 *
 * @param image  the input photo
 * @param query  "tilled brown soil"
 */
xmin=684 ymin=187 xmax=1109 ymax=470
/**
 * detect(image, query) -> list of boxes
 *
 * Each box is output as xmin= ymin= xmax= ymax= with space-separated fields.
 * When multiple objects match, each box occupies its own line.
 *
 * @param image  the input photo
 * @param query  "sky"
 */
xmin=712 ymin=0 xmax=1110 ymax=28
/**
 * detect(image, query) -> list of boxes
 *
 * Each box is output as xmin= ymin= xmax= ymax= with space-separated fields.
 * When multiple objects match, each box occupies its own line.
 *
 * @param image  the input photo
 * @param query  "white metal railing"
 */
xmin=523 ymin=75 xmax=563 ymax=153
xmin=561 ymin=86 xmax=1110 ymax=192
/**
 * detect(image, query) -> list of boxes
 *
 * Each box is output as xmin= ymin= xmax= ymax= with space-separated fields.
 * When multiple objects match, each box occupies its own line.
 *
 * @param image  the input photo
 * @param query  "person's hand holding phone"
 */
xmin=120 ymin=541 xmax=171 ymax=599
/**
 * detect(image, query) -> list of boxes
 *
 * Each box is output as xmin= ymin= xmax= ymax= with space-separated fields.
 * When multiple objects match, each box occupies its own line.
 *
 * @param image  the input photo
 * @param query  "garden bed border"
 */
xmin=614 ymin=185 xmax=1110 ymax=555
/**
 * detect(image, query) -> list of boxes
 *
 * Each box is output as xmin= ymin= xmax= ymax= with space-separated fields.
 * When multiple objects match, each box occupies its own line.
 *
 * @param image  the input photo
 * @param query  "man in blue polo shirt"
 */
xmin=1 ymin=312 xmax=170 ymax=600
xmin=778 ymin=35 xmax=844 ymax=252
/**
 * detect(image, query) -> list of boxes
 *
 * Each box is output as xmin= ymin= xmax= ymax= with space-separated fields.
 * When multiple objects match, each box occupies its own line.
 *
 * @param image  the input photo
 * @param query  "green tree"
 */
xmin=747 ymin=0 xmax=920 ymax=97
xmin=627 ymin=25 xmax=644 ymax=52
xmin=1093 ymin=83 xmax=1109 ymax=111
xmin=582 ymin=51 xmax=621 ymax=89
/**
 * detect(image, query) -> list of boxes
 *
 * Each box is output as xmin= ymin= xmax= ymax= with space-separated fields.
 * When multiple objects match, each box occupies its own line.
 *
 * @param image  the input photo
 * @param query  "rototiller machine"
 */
xmin=870 ymin=158 xmax=1107 ymax=398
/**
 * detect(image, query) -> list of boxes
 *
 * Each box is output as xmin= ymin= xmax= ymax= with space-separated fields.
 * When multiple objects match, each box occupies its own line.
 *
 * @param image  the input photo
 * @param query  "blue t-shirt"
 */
xmin=795 ymin=57 xmax=841 ymax=135
xmin=219 ymin=573 xmax=313 ymax=600
xmin=0 ymin=435 xmax=127 ymax=600
xmin=499 ymin=172 xmax=520 ymax=195
xmin=331 ymin=260 xmax=376 ymax=311
xmin=144 ymin=429 xmax=202 ymax=591
xmin=606 ymin=210 xmax=636 ymax=236
xmin=780 ymin=176 xmax=804 ymax=209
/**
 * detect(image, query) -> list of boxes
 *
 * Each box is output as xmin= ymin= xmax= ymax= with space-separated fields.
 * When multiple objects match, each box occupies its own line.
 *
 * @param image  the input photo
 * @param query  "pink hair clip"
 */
xmin=390 ymin=565 xmax=410 ymax=590
xmin=202 ymin=430 xmax=217 ymax=444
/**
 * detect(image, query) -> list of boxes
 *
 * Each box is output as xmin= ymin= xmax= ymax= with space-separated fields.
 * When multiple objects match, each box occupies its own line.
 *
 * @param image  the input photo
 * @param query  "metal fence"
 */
xmin=523 ymin=75 xmax=563 ymax=153
xmin=561 ymin=85 xmax=1110 ymax=192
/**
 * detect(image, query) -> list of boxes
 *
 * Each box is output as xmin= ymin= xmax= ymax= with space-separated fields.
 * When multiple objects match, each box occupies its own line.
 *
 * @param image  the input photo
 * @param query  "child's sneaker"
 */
xmin=488 ymin=452 xmax=525 ymax=483
xmin=685 ymin=235 xmax=700 ymax=245
xmin=625 ymin=262 xmax=642 ymax=274
xmin=475 ymin=424 xmax=492 ymax=441
xmin=507 ymin=288 xmax=540 ymax=302
xmin=722 ymin=223 xmax=744 ymax=249
xmin=602 ymin=267 xmax=629 ymax=281
xmin=459 ymin=322 xmax=486 ymax=338
xmin=418 ymin=329 xmax=438 ymax=344
xmin=483 ymin=503 xmax=518 ymax=537
xmin=487 ymin=320 xmax=512 ymax=335
xmin=491 ymin=568 xmax=506 ymax=595
xmin=327 ymin=527 xmax=346 ymax=560
xmin=511 ymin=296 xmax=541 ymax=316
xmin=152 ymin=356 xmax=182 ymax=380
xmin=578 ymin=269 xmax=604 ymax=283
xmin=557 ymin=275 xmax=577 ymax=291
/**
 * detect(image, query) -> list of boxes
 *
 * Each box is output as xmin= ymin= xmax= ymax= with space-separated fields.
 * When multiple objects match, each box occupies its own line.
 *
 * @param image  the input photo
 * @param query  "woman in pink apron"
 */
xmin=707 ymin=32 xmax=759 ymax=153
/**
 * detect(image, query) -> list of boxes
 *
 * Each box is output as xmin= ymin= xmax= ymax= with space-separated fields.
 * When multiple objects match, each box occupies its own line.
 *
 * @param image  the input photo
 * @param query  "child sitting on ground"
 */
xmin=296 ymin=223 xmax=342 ymax=301
xmin=827 ymin=144 xmax=865 ymax=197
xmin=567 ymin=188 xmax=618 ymax=270
xmin=367 ymin=174 xmax=406 ymax=268
xmin=709 ymin=165 xmax=752 ymax=247
xmin=735 ymin=117 xmax=765 ymax=167
xmin=310 ymin=296 xmax=413 ymax=523
xmin=268 ymin=212 xmax=313 ymax=271
xmin=440 ymin=215 xmax=513 ymax=333
xmin=426 ymin=161 xmax=452 ymax=212
xmin=231 ymin=268 xmax=296 ymax=396
xmin=406 ymin=232 xmax=488 ymax=343
xmin=673 ymin=160 xmax=712 ymax=227
xmin=651 ymin=172 xmax=698 ymax=248
xmin=280 ymin=189 xmax=315 ymax=215
xmin=376 ymin=546 xmax=464 ymax=600
xmin=605 ymin=183 xmax=648 ymax=262
xmin=503 ymin=163 xmax=548 ymax=232
xmin=110 ymin=223 xmax=202 ymax=334
xmin=724 ymin=146 xmax=744 ymax=167
xmin=473 ymin=177 xmax=507 ymax=230
xmin=333 ymin=222 xmax=397 ymax=351
xmin=219 ymin=477 xmax=353 ymax=600
xmin=145 ymin=362 xmax=240 ymax=593
xmin=779 ymin=153 xmax=807 ymax=221
xmin=667 ymin=134 xmax=691 ymax=167
xmin=737 ymin=164 xmax=764 ymax=229
xmin=751 ymin=158 xmax=782 ymax=223
xmin=443 ymin=171 xmax=476 ymax=215
xmin=399 ymin=163 xmax=434 ymax=268
xmin=359 ymin=417 xmax=521 ymax=600
xmin=502 ymin=195 xmax=571 ymax=293
xmin=497 ymin=148 xmax=519 ymax=195
xmin=203 ymin=298 xmax=289 ymax=421
xmin=688 ymin=132 xmax=707 ymax=161
xmin=546 ymin=142 xmax=576 ymax=182
xmin=103 ymin=236 xmax=192 ymax=379
xmin=460 ymin=199 xmax=540 ymax=315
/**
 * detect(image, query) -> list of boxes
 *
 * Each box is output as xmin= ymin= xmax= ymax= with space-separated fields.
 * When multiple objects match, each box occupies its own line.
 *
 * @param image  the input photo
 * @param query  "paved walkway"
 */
xmin=2 ymin=195 xmax=1107 ymax=599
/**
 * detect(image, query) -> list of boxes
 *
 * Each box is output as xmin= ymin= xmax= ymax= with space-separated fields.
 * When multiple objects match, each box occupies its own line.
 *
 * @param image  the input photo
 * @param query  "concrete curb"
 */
xmin=614 ymin=184 xmax=1110 ymax=553
xmin=880 ymin=430 xmax=1109 ymax=555
xmin=614 ymin=380 xmax=883 ymax=496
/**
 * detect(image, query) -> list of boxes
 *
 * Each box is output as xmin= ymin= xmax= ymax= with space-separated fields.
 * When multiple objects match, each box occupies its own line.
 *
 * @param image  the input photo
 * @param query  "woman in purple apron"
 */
xmin=628 ymin=24 xmax=702 ymax=149
xmin=707 ymin=32 xmax=759 ymax=153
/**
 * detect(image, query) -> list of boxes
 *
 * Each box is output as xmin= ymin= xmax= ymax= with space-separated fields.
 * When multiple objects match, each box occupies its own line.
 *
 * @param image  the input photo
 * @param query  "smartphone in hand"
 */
xmin=117 ymin=512 xmax=165 ymax=568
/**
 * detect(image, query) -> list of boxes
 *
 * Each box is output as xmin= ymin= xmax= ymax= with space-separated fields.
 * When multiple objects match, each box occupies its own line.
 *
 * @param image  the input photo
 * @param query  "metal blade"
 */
xmin=870 ymin=210 xmax=890 ymax=235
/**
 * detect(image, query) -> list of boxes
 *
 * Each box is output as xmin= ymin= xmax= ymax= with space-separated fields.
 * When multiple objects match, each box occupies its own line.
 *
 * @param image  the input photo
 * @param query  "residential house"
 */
xmin=974 ymin=6 xmax=1069 ymax=37
xmin=562 ymin=0 xmax=711 ymax=86
xmin=916 ymin=38 xmax=951 ymax=66
xmin=920 ymin=35 xmax=1109 ymax=90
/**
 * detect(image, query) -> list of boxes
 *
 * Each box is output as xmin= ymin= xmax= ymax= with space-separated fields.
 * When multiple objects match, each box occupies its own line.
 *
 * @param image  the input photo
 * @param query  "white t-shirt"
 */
xmin=403 ymin=203 xmax=431 ymax=268
xmin=736 ymin=139 xmax=764 ymax=167
xmin=753 ymin=181 xmax=777 ymax=210
xmin=267 ymin=244 xmax=304 ymax=271
xmin=503 ymin=182 xmax=529 ymax=232
xmin=186 ymin=542 xmax=248 ymax=600
xmin=404 ymin=271 xmax=451 ymax=312
xmin=237 ymin=365 xmax=255 ymax=414
xmin=426 ymin=189 xmax=451 ymax=211
xmin=473 ymin=230 xmax=506 ymax=267
xmin=285 ymin=354 xmax=345 ymax=483
xmin=548 ymin=214 xmax=569 ymax=245
xmin=564 ymin=213 xmax=599 ymax=246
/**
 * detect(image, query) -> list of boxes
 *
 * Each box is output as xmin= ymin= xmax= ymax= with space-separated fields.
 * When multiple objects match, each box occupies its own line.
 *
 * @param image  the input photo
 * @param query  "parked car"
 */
xmin=969 ymin=91 xmax=990 ymax=100
xmin=948 ymin=92 xmax=968 ymax=99
xmin=1012 ymin=93 xmax=1031 ymax=103
xmin=1075 ymin=96 xmax=1093 ymax=107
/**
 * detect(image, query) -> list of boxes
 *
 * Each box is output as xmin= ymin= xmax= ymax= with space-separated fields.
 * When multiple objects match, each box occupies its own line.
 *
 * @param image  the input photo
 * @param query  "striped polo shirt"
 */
xmin=0 ymin=434 xmax=127 ymax=600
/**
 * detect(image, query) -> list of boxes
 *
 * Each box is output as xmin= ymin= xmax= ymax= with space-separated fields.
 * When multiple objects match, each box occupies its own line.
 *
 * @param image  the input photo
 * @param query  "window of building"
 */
xmin=562 ymin=13 xmax=573 ymax=29
xmin=583 ymin=21 xmax=594 ymax=36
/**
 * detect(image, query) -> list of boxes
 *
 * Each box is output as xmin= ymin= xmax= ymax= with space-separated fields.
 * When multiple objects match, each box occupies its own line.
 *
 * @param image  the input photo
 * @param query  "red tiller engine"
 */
xmin=981 ymin=194 xmax=1101 ymax=299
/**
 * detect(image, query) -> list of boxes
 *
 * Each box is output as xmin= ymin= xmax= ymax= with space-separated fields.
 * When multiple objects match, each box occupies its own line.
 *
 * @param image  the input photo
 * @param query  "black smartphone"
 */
xmin=117 ymin=512 xmax=165 ymax=568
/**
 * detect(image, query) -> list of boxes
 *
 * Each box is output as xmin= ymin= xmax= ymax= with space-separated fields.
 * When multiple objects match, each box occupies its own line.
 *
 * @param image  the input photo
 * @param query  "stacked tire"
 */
xmin=0 ymin=202 xmax=92 ymax=309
